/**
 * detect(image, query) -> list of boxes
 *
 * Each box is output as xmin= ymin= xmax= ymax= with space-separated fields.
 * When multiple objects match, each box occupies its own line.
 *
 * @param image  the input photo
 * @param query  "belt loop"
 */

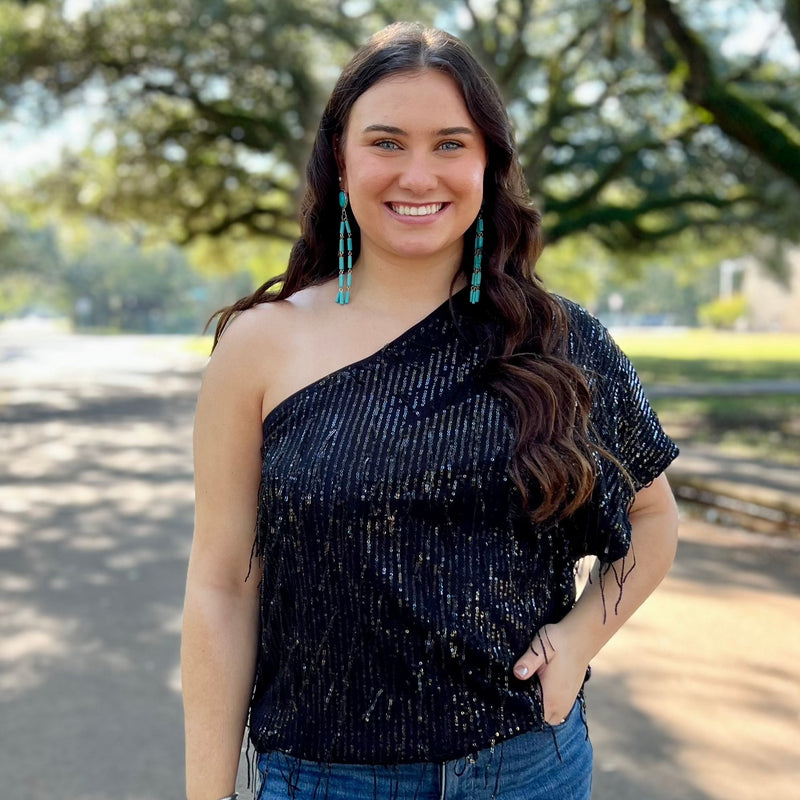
xmin=439 ymin=761 xmax=447 ymax=800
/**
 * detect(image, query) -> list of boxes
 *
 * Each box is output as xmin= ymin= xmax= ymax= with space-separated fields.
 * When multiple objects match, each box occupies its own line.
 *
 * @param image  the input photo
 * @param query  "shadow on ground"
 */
xmin=588 ymin=671 xmax=715 ymax=800
xmin=1 ymin=366 xmax=201 ymax=799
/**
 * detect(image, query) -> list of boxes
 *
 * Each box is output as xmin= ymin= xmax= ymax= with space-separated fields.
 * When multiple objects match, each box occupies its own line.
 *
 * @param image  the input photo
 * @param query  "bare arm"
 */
xmin=512 ymin=472 xmax=679 ymax=722
xmin=182 ymin=314 xmax=266 ymax=799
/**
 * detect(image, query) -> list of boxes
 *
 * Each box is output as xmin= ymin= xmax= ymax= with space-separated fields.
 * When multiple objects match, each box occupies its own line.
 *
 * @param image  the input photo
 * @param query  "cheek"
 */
xmin=460 ymin=166 xmax=486 ymax=207
xmin=457 ymin=158 xmax=487 ymax=194
xmin=345 ymin=166 xmax=391 ymax=207
xmin=345 ymin=168 xmax=388 ymax=227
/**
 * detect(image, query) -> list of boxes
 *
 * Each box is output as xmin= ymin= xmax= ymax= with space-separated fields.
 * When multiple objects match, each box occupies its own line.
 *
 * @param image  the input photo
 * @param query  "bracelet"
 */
xmin=217 ymin=794 xmax=238 ymax=800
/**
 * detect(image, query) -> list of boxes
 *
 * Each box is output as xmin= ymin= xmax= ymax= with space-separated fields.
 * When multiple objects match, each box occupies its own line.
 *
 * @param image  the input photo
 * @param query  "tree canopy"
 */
xmin=1 ymin=0 xmax=799 ymax=269
xmin=0 ymin=212 xmax=254 ymax=329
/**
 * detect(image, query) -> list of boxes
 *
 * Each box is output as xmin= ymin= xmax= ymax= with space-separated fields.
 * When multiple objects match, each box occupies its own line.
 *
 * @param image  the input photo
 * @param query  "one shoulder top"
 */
xmin=248 ymin=288 xmax=678 ymax=765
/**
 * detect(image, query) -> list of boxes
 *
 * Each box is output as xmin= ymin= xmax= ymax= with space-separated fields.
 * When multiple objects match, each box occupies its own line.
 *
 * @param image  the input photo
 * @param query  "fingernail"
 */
xmin=515 ymin=665 xmax=529 ymax=678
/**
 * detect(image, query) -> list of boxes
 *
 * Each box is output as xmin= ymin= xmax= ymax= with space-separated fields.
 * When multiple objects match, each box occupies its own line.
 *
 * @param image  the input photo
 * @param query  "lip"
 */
xmin=385 ymin=202 xmax=449 ymax=222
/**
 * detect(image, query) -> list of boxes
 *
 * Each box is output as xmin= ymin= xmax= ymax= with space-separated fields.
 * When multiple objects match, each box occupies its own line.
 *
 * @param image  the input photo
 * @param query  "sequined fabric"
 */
xmin=248 ymin=289 xmax=678 ymax=765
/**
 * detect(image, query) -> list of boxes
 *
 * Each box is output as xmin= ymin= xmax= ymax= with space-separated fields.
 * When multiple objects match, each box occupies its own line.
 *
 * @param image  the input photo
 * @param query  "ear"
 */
xmin=333 ymin=133 xmax=348 ymax=193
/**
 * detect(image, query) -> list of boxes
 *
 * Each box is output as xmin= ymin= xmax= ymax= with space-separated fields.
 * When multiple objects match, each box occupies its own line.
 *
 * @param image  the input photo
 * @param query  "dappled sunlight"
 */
xmin=0 ymin=331 xmax=204 ymax=796
xmin=166 ymin=661 xmax=183 ymax=695
xmin=0 ymin=602 xmax=75 ymax=696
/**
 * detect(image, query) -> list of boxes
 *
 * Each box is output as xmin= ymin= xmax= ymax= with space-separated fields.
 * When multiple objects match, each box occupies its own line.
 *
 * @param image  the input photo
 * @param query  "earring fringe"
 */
xmin=336 ymin=190 xmax=353 ymax=305
xmin=470 ymin=211 xmax=483 ymax=304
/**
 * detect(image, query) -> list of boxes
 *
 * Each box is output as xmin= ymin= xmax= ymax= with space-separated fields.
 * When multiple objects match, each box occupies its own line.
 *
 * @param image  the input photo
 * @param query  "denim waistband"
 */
xmin=255 ymin=699 xmax=592 ymax=800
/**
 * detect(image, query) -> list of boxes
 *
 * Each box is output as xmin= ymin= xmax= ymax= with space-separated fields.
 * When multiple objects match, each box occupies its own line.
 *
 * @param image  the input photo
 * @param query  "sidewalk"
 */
xmin=643 ymin=376 xmax=800 ymax=533
xmin=667 ymin=443 xmax=800 ymax=531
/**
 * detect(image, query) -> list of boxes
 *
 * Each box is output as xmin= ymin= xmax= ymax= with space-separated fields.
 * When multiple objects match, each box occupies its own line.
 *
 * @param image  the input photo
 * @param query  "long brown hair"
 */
xmin=213 ymin=22 xmax=600 ymax=522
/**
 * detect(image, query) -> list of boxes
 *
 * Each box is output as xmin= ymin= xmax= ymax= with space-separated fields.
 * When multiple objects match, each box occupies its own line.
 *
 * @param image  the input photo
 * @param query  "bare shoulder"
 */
xmin=215 ymin=285 xmax=331 ymax=350
xmin=213 ymin=300 xmax=289 ymax=356
xmin=208 ymin=298 xmax=300 ymax=380
xmin=206 ymin=284 xmax=336 ymax=414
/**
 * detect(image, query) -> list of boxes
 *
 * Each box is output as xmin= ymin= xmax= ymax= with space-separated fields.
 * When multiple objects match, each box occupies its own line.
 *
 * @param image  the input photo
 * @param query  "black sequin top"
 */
xmin=248 ymin=289 xmax=678 ymax=764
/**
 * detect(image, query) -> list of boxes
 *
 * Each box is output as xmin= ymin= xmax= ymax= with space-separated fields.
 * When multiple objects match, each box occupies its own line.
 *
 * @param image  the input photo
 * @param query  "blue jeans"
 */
xmin=255 ymin=700 xmax=592 ymax=799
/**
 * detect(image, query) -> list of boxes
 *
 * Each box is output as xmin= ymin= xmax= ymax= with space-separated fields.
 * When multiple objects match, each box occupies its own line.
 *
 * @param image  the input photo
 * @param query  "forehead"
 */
xmin=346 ymin=70 xmax=475 ymax=130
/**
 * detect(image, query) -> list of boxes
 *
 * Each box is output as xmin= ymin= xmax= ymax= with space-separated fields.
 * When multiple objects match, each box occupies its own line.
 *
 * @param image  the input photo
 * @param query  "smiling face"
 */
xmin=339 ymin=69 xmax=487 ymax=275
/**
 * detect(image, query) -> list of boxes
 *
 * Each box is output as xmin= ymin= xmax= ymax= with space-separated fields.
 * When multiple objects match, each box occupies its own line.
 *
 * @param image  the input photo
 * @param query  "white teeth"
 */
xmin=391 ymin=203 xmax=443 ymax=216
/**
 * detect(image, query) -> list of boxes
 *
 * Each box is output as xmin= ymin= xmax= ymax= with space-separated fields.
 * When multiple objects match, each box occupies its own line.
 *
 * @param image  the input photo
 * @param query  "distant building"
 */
xmin=740 ymin=249 xmax=800 ymax=332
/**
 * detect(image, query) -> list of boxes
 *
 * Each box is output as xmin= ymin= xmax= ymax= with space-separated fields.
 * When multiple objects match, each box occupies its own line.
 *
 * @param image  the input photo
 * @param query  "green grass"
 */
xmin=612 ymin=330 xmax=800 ymax=464
xmin=612 ymin=330 xmax=800 ymax=385
xmin=613 ymin=329 xmax=800 ymax=361
xmin=184 ymin=336 xmax=213 ymax=356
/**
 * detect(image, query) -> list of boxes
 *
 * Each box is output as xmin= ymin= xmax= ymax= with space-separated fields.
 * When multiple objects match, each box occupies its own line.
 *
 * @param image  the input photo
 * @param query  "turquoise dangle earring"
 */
xmin=336 ymin=189 xmax=353 ymax=305
xmin=470 ymin=210 xmax=484 ymax=304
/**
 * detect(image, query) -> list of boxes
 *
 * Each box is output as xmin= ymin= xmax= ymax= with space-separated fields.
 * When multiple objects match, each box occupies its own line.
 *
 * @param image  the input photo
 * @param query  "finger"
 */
xmin=513 ymin=627 xmax=557 ymax=680
xmin=512 ymin=648 xmax=545 ymax=680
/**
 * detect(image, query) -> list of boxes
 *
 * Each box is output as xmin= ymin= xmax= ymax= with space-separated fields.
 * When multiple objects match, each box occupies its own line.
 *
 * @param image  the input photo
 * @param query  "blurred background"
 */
xmin=1 ymin=1 xmax=798 ymax=798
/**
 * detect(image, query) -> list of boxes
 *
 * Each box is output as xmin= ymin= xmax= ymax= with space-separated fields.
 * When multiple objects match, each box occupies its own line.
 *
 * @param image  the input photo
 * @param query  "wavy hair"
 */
xmin=213 ymin=22 xmax=601 ymax=522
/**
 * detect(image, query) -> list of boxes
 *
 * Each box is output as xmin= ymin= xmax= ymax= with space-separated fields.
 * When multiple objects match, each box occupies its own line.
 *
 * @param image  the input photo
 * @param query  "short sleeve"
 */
xmin=562 ymin=299 xmax=679 ymax=562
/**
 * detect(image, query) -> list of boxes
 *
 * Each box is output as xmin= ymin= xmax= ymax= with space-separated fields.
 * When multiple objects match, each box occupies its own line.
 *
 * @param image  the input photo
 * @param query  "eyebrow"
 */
xmin=362 ymin=124 xmax=476 ymax=136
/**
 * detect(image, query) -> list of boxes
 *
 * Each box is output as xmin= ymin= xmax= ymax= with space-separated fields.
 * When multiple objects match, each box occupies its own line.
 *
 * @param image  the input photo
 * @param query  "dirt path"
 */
xmin=1 ymin=330 xmax=798 ymax=799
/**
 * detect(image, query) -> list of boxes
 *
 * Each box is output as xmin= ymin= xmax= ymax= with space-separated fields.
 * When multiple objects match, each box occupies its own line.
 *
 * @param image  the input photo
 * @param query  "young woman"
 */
xmin=182 ymin=22 xmax=679 ymax=800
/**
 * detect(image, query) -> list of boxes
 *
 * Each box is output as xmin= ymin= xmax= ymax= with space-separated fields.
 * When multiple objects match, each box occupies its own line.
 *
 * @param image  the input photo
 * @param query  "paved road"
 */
xmin=1 ymin=330 xmax=799 ymax=800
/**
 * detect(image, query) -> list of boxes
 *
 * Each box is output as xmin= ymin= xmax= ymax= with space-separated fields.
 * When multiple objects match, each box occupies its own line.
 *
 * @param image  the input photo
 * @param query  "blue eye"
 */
xmin=375 ymin=140 xmax=400 ymax=150
xmin=439 ymin=141 xmax=463 ymax=151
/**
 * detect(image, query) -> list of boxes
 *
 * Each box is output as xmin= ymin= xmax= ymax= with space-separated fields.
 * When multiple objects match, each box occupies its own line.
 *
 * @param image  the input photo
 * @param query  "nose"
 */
xmin=397 ymin=152 xmax=438 ymax=194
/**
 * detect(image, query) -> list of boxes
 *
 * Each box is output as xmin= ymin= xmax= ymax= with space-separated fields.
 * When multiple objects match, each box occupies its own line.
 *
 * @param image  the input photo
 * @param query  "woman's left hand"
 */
xmin=512 ymin=622 xmax=589 ymax=725
xmin=511 ymin=475 xmax=679 ymax=726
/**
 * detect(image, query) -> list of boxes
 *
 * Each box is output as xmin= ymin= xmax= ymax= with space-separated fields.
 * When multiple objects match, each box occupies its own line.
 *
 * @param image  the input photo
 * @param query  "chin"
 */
xmin=392 ymin=240 xmax=455 ymax=260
